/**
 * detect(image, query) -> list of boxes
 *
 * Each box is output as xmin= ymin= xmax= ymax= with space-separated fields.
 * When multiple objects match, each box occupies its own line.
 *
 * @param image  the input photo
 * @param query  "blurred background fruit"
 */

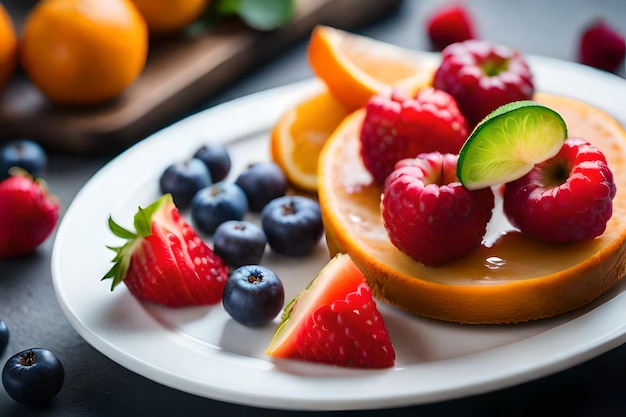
xmin=0 ymin=3 xmax=17 ymax=93
xmin=19 ymin=0 xmax=149 ymax=105
xmin=130 ymin=0 xmax=210 ymax=38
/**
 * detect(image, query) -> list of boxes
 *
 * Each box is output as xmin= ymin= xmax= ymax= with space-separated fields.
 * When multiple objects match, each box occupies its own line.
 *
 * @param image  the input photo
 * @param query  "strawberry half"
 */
xmin=102 ymin=194 xmax=228 ymax=307
xmin=266 ymin=253 xmax=395 ymax=369
xmin=0 ymin=171 xmax=59 ymax=258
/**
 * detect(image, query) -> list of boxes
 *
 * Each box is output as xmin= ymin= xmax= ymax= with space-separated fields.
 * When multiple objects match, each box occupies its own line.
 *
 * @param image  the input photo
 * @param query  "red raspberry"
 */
xmin=433 ymin=39 xmax=534 ymax=127
xmin=426 ymin=4 xmax=476 ymax=51
xmin=381 ymin=152 xmax=494 ymax=267
xmin=503 ymin=138 xmax=616 ymax=243
xmin=360 ymin=88 xmax=469 ymax=186
xmin=578 ymin=19 xmax=625 ymax=73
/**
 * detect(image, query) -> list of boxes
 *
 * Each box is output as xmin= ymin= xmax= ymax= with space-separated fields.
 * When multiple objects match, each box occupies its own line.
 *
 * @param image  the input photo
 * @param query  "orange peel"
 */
xmin=307 ymin=25 xmax=437 ymax=110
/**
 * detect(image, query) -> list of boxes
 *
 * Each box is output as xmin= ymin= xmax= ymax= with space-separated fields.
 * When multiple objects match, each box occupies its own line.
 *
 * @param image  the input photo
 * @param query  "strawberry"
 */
xmin=578 ymin=19 xmax=626 ymax=73
xmin=102 ymin=193 xmax=229 ymax=307
xmin=0 ymin=171 xmax=59 ymax=258
xmin=426 ymin=4 xmax=476 ymax=51
xmin=265 ymin=253 xmax=395 ymax=369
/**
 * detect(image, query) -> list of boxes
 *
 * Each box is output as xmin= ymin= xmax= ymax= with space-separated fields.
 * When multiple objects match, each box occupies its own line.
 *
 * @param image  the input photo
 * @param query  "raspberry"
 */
xmin=426 ymin=4 xmax=476 ymax=51
xmin=381 ymin=152 xmax=495 ymax=267
xmin=578 ymin=19 xmax=626 ymax=73
xmin=359 ymin=88 xmax=469 ymax=186
xmin=433 ymin=39 xmax=534 ymax=127
xmin=503 ymin=138 xmax=616 ymax=243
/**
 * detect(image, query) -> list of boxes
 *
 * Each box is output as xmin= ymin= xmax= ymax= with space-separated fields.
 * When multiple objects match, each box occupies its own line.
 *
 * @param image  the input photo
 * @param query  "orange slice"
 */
xmin=307 ymin=25 xmax=437 ymax=110
xmin=270 ymin=87 xmax=352 ymax=192
xmin=318 ymin=93 xmax=626 ymax=324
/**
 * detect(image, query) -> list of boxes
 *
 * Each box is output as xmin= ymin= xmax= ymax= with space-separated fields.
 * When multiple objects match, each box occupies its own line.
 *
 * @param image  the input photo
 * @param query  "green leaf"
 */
xmin=133 ymin=194 xmax=168 ymax=237
xmin=107 ymin=217 xmax=136 ymax=240
xmin=214 ymin=0 xmax=295 ymax=31
xmin=102 ymin=194 xmax=171 ymax=290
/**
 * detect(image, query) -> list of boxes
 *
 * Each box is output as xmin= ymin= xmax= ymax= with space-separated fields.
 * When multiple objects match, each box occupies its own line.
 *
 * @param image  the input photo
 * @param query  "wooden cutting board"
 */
xmin=0 ymin=0 xmax=403 ymax=154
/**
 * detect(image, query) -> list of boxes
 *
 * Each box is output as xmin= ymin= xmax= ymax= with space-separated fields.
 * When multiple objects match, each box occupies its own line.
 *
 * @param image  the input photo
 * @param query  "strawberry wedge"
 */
xmin=102 ymin=194 xmax=228 ymax=307
xmin=266 ymin=253 xmax=395 ymax=369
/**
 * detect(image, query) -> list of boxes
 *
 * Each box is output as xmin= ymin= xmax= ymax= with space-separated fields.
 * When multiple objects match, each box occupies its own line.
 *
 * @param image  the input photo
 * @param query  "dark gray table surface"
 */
xmin=1 ymin=1 xmax=626 ymax=416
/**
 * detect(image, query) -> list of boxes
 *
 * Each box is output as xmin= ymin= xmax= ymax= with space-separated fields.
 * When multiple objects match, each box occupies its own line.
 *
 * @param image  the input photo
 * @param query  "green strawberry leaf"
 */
xmin=102 ymin=194 xmax=171 ymax=290
xmin=107 ymin=217 xmax=136 ymax=240
xmin=213 ymin=0 xmax=295 ymax=31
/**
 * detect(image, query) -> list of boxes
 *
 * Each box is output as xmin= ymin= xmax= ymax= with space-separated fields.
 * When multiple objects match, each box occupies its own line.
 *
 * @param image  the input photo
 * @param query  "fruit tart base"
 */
xmin=318 ymin=93 xmax=626 ymax=324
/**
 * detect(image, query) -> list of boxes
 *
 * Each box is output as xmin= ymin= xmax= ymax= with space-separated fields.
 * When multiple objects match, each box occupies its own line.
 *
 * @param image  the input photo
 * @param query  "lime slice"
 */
xmin=457 ymin=100 xmax=568 ymax=190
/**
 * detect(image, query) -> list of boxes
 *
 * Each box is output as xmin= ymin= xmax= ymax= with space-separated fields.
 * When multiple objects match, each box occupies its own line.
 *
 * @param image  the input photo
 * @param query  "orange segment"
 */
xmin=318 ymin=93 xmax=626 ymax=324
xmin=0 ymin=4 xmax=17 ymax=92
xmin=307 ymin=25 xmax=437 ymax=110
xmin=270 ymin=86 xmax=352 ymax=192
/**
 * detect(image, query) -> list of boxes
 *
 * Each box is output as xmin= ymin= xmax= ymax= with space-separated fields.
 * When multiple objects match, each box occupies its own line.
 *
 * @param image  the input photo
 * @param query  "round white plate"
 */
xmin=51 ymin=55 xmax=626 ymax=411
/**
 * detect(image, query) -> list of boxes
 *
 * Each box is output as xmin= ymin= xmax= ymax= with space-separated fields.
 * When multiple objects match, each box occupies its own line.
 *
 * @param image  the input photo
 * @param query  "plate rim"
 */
xmin=51 ymin=54 xmax=626 ymax=411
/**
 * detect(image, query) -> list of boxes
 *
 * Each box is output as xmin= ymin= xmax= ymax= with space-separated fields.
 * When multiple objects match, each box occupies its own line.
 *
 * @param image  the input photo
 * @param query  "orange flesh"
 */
xmin=307 ymin=25 xmax=437 ymax=110
xmin=318 ymin=93 xmax=626 ymax=324
xmin=270 ymin=88 xmax=351 ymax=192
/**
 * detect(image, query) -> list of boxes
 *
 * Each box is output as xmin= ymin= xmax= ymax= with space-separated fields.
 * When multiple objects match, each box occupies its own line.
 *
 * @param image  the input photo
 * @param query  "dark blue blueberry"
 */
xmin=261 ymin=195 xmax=323 ymax=257
xmin=222 ymin=265 xmax=284 ymax=327
xmin=235 ymin=162 xmax=288 ymax=212
xmin=0 ymin=320 xmax=8 ymax=356
xmin=213 ymin=220 xmax=267 ymax=269
xmin=193 ymin=144 xmax=232 ymax=182
xmin=159 ymin=158 xmax=212 ymax=209
xmin=0 ymin=139 xmax=47 ymax=180
xmin=191 ymin=182 xmax=248 ymax=235
xmin=2 ymin=348 xmax=65 ymax=405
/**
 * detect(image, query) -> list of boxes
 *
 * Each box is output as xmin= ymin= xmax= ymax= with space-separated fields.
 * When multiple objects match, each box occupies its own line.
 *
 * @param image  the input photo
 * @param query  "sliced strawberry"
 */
xmin=266 ymin=253 xmax=395 ymax=369
xmin=102 ymin=194 xmax=228 ymax=307
xmin=0 ymin=171 xmax=59 ymax=258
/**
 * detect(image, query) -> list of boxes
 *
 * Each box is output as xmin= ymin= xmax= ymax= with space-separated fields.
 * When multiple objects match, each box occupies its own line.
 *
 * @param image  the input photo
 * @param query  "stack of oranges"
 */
xmin=0 ymin=0 xmax=210 ymax=105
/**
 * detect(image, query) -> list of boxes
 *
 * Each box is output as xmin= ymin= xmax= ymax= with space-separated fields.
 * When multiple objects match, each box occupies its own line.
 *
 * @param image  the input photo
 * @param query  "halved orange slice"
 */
xmin=318 ymin=93 xmax=626 ymax=324
xmin=270 ymin=87 xmax=352 ymax=192
xmin=307 ymin=25 xmax=437 ymax=110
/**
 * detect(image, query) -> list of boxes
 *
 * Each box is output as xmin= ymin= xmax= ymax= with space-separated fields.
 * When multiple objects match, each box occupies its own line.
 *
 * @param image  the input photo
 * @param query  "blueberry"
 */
xmin=235 ymin=162 xmax=288 ymax=212
xmin=159 ymin=158 xmax=212 ymax=209
xmin=261 ymin=195 xmax=324 ymax=257
xmin=0 ymin=139 xmax=47 ymax=180
xmin=213 ymin=220 xmax=267 ymax=269
xmin=193 ymin=144 xmax=232 ymax=182
xmin=0 ymin=320 xmax=8 ymax=355
xmin=2 ymin=348 xmax=64 ymax=405
xmin=191 ymin=181 xmax=248 ymax=235
xmin=222 ymin=265 xmax=284 ymax=327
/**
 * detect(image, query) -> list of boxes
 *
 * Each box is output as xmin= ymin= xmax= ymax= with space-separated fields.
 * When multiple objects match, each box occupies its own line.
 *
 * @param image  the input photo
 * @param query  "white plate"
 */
xmin=51 ymin=55 xmax=626 ymax=411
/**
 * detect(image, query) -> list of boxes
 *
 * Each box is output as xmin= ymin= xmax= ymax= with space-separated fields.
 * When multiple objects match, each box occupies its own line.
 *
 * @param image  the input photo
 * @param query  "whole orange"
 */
xmin=130 ymin=0 xmax=210 ymax=37
xmin=0 ymin=4 xmax=17 ymax=92
xmin=20 ymin=0 xmax=149 ymax=105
